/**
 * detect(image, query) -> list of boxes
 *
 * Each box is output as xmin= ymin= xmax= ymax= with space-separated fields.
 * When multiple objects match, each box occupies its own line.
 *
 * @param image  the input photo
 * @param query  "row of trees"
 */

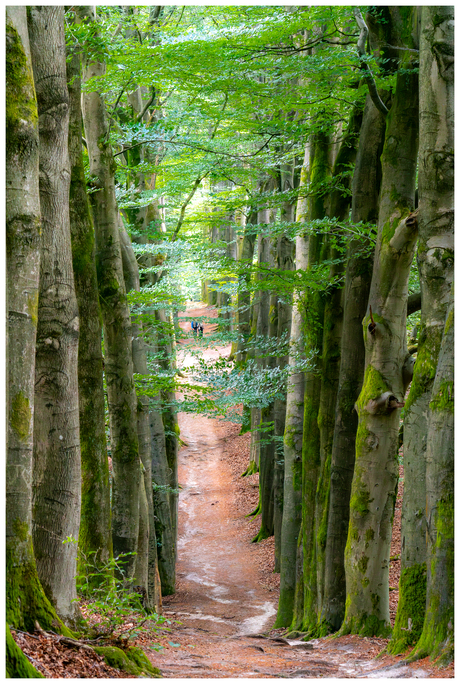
xmin=6 ymin=4 xmax=453 ymax=673
xmin=6 ymin=7 xmax=180 ymax=674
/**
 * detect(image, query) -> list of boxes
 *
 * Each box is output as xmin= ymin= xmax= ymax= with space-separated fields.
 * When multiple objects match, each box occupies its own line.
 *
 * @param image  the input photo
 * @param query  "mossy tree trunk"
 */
xmin=6 ymin=6 xmax=66 ymax=637
xmin=322 ymin=94 xmax=385 ymax=632
xmin=119 ymin=221 xmax=162 ymax=611
xmin=28 ymin=6 xmax=81 ymax=626
xmin=342 ymin=17 xmax=419 ymax=635
xmin=410 ymin=290 xmax=454 ymax=665
xmin=273 ymin=171 xmax=295 ymax=571
xmin=314 ymin=106 xmax=362 ymax=634
xmin=80 ymin=7 xmax=140 ymax=579
xmin=275 ymin=147 xmax=310 ymax=628
xmin=66 ymin=20 xmax=112 ymax=576
xmin=252 ymin=176 xmax=277 ymax=541
xmin=390 ymin=4 xmax=454 ymax=655
xmin=156 ymin=306 xmax=179 ymax=586
xmin=297 ymin=131 xmax=331 ymax=633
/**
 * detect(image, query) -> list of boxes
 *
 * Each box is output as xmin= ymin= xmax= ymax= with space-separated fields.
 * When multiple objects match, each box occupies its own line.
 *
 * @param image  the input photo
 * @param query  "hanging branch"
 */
xmin=353 ymin=7 xmax=389 ymax=116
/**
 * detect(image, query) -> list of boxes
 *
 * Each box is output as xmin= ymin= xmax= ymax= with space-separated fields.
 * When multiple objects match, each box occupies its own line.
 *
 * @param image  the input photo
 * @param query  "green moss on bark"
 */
xmin=6 ymin=536 xmax=73 ymax=636
xmin=6 ymin=20 xmax=38 ymax=159
xmin=6 ymin=625 xmax=45 ymax=678
xmin=11 ymin=392 xmax=31 ymax=442
xmin=93 ymin=645 xmax=161 ymax=677
xmin=388 ymin=563 xmax=426 ymax=654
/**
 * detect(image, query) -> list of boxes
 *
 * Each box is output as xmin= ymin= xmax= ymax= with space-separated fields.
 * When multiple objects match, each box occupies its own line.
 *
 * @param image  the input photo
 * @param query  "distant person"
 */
xmin=198 ymin=323 xmax=204 ymax=337
xmin=192 ymin=321 xmax=197 ymax=335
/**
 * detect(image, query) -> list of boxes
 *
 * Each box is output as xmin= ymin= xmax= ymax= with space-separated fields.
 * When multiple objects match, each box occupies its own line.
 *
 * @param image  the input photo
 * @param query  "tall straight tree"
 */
xmin=391 ymin=4 xmax=454 ymax=655
xmin=6 ymin=5 xmax=66 ymax=639
xmin=297 ymin=130 xmax=331 ymax=632
xmin=28 ymin=6 xmax=81 ymax=625
xmin=80 ymin=6 xmax=140 ymax=578
xmin=275 ymin=147 xmax=310 ymax=628
xmin=66 ymin=15 xmax=112 ymax=574
xmin=322 ymin=94 xmax=385 ymax=631
xmin=342 ymin=7 xmax=419 ymax=637
xmin=314 ymin=104 xmax=362 ymax=633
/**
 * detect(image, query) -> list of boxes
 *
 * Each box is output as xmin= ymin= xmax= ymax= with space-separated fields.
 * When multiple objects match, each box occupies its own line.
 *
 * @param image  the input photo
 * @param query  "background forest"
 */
xmin=6 ymin=4 xmax=453 ymax=677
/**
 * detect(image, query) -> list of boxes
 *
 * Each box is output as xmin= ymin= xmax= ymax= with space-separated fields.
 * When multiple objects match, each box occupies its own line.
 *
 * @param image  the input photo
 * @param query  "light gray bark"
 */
xmin=391 ymin=3 xmax=454 ymax=653
xmin=5 ymin=6 xmax=57 ymax=632
xmin=342 ymin=13 xmax=419 ymax=634
xmin=275 ymin=146 xmax=310 ymax=627
xmin=80 ymin=6 xmax=140 ymax=578
xmin=28 ymin=6 xmax=81 ymax=625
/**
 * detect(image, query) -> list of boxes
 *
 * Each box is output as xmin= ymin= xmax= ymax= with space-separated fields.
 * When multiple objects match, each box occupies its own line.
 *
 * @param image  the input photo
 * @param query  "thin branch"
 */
xmin=136 ymin=88 xmax=156 ymax=122
xmin=353 ymin=7 xmax=389 ymax=116
xmin=113 ymin=135 xmax=276 ymax=162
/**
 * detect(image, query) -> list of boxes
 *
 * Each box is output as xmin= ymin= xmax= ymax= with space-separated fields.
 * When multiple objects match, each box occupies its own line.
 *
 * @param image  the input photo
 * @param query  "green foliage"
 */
xmin=76 ymin=551 xmax=169 ymax=644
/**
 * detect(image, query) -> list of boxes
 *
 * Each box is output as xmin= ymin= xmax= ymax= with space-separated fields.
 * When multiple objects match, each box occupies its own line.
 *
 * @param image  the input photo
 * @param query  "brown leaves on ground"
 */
xmin=10 ymin=629 xmax=136 ymax=679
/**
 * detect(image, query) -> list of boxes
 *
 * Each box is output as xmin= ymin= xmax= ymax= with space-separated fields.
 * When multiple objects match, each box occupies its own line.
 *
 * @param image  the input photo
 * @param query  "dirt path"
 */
xmin=148 ymin=303 xmax=453 ymax=679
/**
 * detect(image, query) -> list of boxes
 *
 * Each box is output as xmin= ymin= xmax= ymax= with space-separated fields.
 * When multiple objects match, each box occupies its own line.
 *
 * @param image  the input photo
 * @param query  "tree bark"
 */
xmin=28 ymin=6 xmax=81 ymax=626
xmin=252 ymin=176 xmax=277 ymax=541
xmin=80 ymin=7 xmax=140 ymax=578
xmin=6 ymin=6 xmax=63 ymax=635
xmin=66 ymin=20 xmax=112 ymax=575
xmin=298 ymin=131 xmax=331 ymax=632
xmin=314 ymin=105 xmax=362 ymax=633
xmin=322 ymin=95 xmax=385 ymax=631
xmin=390 ymin=4 xmax=454 ymax=655
xmin=119 ymin=220 xmax=162 ymax=611
xmin=342 ymin=17 xmax=419 ymax=635
xmin=410 ymin=289 xmax=454 ymax=664
xmin=273 ymin=161 xmax=296 ymax=573
xmin=275 ymin=147 xmax=310 ymax=628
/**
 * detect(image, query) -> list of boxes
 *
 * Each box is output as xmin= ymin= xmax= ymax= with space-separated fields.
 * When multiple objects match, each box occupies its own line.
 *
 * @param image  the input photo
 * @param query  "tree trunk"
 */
xmin=342 ymin=23 xmax=419 ymax=635
xmin=6 ymin=6 xmax=64 ymax=635
xmin=314 ymin=106 xmax=362 ymax=634
xmin=28 ymin=6 xmax=81 ymax=626
xmin=80 ymin=7 xmax=140 ymax=578
xmin=66 ymin=22 xmax=112 ymax=575
xmin=298 ymin=131 xmax=331 ymax=632
xmin=119 ymin=221 xmax=162 ymax=611
xmin=390 ymin=4 xmax=454 ymax=655
xmin=322 ymin=94 xmax=385 ymax=632
xmin=410 ymin=290 xmax=454 ymax=664
xmin=236 ymin=208 xmax=257 ymax=365
xmin=275 ymin=148 xmax=310 ymax=628
xmin=252 ymin=178 xmax=277 ymax=541
xmin=273 ymin=162 xmax=296 ymax=573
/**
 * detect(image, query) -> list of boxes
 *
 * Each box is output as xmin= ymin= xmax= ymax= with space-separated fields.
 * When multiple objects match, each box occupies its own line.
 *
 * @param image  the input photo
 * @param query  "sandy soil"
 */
xmin=145 ymin=303 xmax=454 ymax=679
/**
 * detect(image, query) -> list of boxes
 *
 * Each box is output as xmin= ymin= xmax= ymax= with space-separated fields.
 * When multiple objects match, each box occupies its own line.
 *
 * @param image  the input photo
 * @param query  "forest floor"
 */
xmin=12 ymin=303 xmax=453 ymax=678
xmin=148 ymin=303 xmax=454 ymax=679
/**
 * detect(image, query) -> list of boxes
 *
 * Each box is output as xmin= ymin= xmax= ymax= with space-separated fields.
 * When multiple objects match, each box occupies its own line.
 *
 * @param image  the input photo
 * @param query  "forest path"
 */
xmin=150 ymin=303 xmax=445 ymax=679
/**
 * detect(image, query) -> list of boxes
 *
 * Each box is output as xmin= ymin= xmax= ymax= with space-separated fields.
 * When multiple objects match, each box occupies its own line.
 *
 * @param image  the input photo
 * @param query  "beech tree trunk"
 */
xmin=411 ymin=290 xmax=454 ymax=664
xmin=322 ymin=94 xmax=385 ymax=631
xmin=298 ymin=131 xmax=331 ymax=632
xmin=275 ymin=148 xmax=310 ymax=628
xmin=66 ymin=21 xmax=112 ymax=575
xmin=390 ymin=4 xmax=454 ymax=654
xmin=6 ymin=6 xmax=64 ymax=636
xmin=273 ymin=162 xmax=296 ymax=572
xmin=252 ymin=177 xmax=277 ymax=541
xmin=28 ymin=6 xmax=81 ymax=625
xmin=314 ymin=106 xmax=362 ymax=634
xmin=119 ymin=221 xmax=162 ymax=611
xmin=342 ymin=17 xmax=419 ymax=635
xmin=80 ymin=7 xmax=140 ymax=578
